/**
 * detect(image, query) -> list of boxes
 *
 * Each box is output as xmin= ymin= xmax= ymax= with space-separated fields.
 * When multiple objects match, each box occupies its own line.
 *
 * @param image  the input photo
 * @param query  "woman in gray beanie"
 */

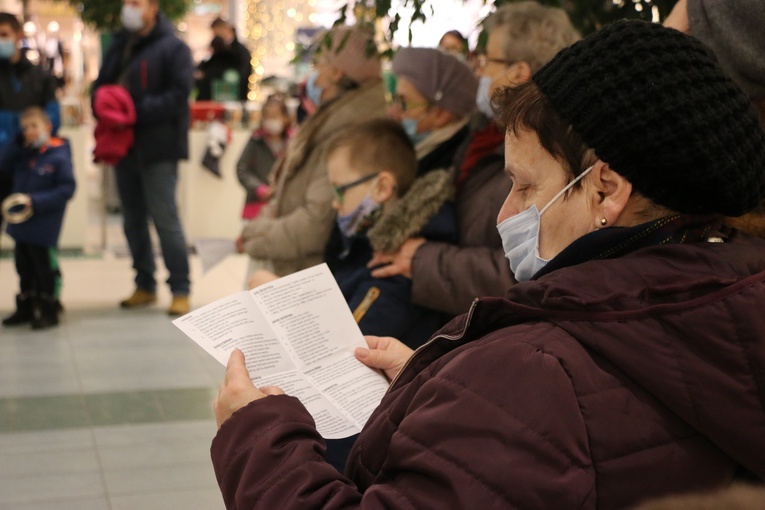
xmin=211 ymin=21 xmax=765 ymax=509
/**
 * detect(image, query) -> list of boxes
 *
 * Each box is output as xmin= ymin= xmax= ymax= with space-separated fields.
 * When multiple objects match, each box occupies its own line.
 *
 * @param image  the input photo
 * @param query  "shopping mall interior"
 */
xmin=0 ymin=1 xmax=494 ymax=508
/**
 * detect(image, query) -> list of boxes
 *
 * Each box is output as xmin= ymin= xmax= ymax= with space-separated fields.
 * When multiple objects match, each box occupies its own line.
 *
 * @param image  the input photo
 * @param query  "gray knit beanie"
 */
xmin=392 ymin=47 xmax=478 ymax=117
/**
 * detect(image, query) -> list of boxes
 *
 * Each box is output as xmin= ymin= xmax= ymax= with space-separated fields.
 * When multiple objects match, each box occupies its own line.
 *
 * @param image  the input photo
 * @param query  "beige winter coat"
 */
xmin=241 ymin=79 xmax=387 ymax=276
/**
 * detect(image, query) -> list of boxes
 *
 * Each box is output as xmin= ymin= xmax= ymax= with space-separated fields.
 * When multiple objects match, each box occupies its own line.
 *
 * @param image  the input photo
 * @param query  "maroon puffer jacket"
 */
xmin=211 ymin=228 xmax=765 ymax=509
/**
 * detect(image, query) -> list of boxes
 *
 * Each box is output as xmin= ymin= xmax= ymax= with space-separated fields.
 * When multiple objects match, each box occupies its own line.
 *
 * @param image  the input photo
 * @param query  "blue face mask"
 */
xmin=306 ymin=70 xmax=324 ymax=107
xmin=497 ymin=166 xmax=593 ymax=281
xmin=476 ymin=75 xmax=494 ymax=119
xmin=0 ymin=39 xmax=16 ymax=60
xmin=400 ymin=118 xmax=430 ymax=145
xmin=337 ymin=195 xmax=381 ymax=238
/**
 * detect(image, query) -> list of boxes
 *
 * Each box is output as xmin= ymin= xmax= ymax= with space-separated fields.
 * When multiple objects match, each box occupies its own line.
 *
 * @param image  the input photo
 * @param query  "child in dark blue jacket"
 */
xmin=1 ymin=107 xmax=75 ymax=329
xmin=322 ymin=118 xmax=457 ymax=472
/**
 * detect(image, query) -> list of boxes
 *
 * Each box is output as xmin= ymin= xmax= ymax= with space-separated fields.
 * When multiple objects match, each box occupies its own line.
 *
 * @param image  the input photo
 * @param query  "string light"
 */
xmin=240 ymin=0 xmax=315 ymax=101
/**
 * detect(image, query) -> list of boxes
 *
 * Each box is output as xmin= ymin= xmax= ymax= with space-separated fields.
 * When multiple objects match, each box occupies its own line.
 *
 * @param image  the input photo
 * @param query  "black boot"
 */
xmin=2 ymin=294 xmax=34 ymax=326
xmin=31 ymin=295 xmax=59 ymax=330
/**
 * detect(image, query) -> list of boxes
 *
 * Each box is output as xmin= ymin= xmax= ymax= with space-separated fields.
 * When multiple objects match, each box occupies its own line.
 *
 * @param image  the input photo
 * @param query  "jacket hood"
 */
xmin=462 ymin=233 xmax=765 ymax=478
xmin=39 ymin=137 xmax=71 ymax=157
xmin=367 ymin=169 xmax=454 ymax=253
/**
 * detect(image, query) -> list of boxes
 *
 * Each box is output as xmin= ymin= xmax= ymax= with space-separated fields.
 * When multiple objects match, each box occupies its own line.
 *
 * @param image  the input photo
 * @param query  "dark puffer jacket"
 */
xmin=211 ymin=220 xmax=765 ymax=509
xmin=0 ymin=137 xmax=75 ymax=246
xmin=92 ymin=14 xmax=192 ymax=165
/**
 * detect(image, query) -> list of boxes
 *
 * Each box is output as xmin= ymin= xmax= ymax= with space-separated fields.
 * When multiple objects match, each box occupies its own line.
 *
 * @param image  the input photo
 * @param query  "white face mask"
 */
xmin=475 ymin=75 xmax=494 ymax=119
xmin=121 ymin=5 xmax=145 ymax=32
xmin=497 ymin=165 xmax=593 ymax=281
xmin=262 ymin=119 xmax=284 ymax=136
xmin=30 ymin=133 xmax=49 ymax=149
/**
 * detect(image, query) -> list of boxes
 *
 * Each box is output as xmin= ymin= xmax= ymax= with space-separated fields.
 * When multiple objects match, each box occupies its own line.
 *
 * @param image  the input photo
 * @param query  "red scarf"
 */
xmin=457 ymin=121 xmax=505 ymax=189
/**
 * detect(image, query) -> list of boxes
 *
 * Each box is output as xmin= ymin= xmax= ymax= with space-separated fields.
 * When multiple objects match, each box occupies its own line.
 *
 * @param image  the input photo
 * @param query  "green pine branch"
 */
xmin=68 ymin=0 xmax=190 ymax=32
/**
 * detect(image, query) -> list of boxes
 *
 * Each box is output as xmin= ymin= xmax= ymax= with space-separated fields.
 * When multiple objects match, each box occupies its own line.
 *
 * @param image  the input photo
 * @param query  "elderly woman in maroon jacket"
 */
xmin=210 ymin=21 xmax=765 ymax=509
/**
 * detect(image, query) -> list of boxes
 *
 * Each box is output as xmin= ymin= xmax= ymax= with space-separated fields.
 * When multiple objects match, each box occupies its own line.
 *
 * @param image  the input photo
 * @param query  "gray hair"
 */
xmin=484 ymin=1 xmax=580 ymax=73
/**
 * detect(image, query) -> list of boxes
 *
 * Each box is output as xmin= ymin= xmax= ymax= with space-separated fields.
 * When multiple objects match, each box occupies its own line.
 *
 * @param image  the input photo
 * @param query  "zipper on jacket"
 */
xmin=386 ymin=298 xmax=480 ymax=394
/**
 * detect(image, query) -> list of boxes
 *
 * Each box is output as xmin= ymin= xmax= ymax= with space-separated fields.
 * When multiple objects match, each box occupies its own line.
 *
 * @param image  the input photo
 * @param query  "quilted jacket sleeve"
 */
xmin=210 ymin=326 xmax=596 ymax=509
xmin=411 ymin=241 xmax=515 ymax=316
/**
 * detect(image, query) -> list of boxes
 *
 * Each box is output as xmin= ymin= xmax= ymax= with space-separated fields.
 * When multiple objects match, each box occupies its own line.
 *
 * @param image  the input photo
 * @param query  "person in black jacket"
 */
xmin=201 ymin=17 xmax=252 ymax=102
xmin=92 ymin=0 xmax=193 ymax=316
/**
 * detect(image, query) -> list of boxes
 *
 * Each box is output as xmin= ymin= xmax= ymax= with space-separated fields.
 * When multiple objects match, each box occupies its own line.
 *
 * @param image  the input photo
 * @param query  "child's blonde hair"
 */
xmin=20 ymin=106 xmax=51 ymax=125
xmin=327 ymin=118 xmax=417 ymax=197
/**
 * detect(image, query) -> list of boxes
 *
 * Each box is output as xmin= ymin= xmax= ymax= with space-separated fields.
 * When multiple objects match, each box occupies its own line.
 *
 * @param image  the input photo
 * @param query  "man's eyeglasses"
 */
xmin=476 ymin=55 xmax=515 ymax=69
xmin=390 ymin=93 xmax=430 ymax=112
xmin=332 ymin=173 xmax=377 ymax=204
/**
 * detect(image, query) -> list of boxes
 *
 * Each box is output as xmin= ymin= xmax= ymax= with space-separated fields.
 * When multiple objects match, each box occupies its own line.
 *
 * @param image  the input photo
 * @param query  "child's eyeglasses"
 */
xmin=332 ymin=173 xmax=377 ymax=204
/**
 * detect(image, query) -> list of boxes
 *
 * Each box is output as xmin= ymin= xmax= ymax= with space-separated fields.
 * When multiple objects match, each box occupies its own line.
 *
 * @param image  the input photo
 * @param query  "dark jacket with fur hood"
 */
xmin=326 ymin=169 xmax=457 ymax=349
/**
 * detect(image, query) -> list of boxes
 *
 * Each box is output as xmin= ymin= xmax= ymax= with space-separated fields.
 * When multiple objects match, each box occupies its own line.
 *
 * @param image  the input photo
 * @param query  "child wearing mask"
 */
xmin=0 ymin=106 xmax=75 ymax=329
xmin=235 ymin=95 xmax=293 ymax=221
xmin=322 ymin=118 xmax=457 ymax=352
xmin=315 ymin=118 xmax=454 ymax=473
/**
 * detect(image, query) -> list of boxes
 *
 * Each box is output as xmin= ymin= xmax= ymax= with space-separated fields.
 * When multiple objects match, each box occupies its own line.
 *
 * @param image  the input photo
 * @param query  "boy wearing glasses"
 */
xmin=322 ymin=117 xmax=456 ymax=472
xmin=324 ymin=118 xmax=456 ymax=350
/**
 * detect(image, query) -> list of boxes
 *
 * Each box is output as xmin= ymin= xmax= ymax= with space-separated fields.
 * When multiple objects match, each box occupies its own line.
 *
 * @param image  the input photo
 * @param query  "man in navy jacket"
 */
xmin=93 ymin=0 xmax=193 ymax=315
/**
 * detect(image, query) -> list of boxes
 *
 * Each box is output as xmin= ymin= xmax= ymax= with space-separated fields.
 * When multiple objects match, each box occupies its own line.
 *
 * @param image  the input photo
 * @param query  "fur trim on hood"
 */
xmin=368 ymin=169 xmax=454 ymax=253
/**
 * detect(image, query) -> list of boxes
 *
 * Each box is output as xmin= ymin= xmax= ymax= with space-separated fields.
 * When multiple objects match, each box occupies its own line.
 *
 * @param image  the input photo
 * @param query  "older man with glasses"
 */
xmin=371 ymin=1 xmax=581 ymax=318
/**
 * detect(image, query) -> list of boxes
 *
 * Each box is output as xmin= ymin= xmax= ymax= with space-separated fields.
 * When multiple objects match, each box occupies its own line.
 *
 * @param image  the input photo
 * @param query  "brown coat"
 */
xmin=242 ymin=80 xmax=387 ymax=276
xmin=411 ymin=139 xmax=514 ymax=316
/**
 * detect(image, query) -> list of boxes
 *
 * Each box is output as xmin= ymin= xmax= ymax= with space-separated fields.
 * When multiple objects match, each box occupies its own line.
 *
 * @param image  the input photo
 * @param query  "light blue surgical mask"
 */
xmin=497 ymin=165 xmax=593 ymax=281
xmin=305 ymin=70 xmax=324 ymax=107
xmin=0 ymin=38 xmax=16 ymax=60
xmin=400 ymin=118 xmax=430 ymax=145
xmin=120 ymin=5 xmax=145 ymax=32
xmin=476 ymin=75 xmax=494 ymax=119
xmin=337 ymin=195 xmax=381 ymax=238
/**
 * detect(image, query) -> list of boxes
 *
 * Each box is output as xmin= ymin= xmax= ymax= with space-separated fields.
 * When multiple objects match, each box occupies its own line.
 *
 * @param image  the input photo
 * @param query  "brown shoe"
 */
xmin=168 ymin=295 xmax=190 ymax=316
xmin=120 ymin=289 xmax=157 ymax=309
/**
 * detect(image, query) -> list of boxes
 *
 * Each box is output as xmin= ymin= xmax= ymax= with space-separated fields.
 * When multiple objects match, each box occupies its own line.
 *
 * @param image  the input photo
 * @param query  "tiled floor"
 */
xmin=0 ymin=230 xmax=250 ymax=509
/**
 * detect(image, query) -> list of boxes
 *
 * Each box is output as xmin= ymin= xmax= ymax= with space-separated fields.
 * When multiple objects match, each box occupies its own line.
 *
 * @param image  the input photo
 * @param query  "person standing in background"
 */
xmin=235 ymin=95 xmax=293 ymax=222
xmin=0 ymin=107 xmax=74 ymax=330
xmin=209 ymin=17 xmax=252 ymax=102
xmin=92 ymin=0 xmax=193 ymax=316
xmin=0 ymin=11 xmax=61 ymax=308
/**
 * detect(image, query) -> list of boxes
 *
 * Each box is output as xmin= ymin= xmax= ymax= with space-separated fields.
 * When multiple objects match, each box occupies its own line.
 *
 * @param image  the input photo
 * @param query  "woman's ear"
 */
xmin=512 ymin=61 xmax=533 ymax=84
xmin=371 ymin=171 xmax=397 ymax=204
xmin=588 ymin=161 xmax=632 ymax=228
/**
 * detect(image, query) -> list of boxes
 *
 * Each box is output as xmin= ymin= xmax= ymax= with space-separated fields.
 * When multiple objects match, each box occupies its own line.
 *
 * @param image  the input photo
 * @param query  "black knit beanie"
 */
xmin=533 ymin=20 xmax=765 ymax=216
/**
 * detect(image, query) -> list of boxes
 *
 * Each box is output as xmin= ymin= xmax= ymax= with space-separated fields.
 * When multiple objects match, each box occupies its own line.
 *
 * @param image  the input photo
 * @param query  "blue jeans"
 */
xmin=115 ymin=155 xmax=190 ymax=295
